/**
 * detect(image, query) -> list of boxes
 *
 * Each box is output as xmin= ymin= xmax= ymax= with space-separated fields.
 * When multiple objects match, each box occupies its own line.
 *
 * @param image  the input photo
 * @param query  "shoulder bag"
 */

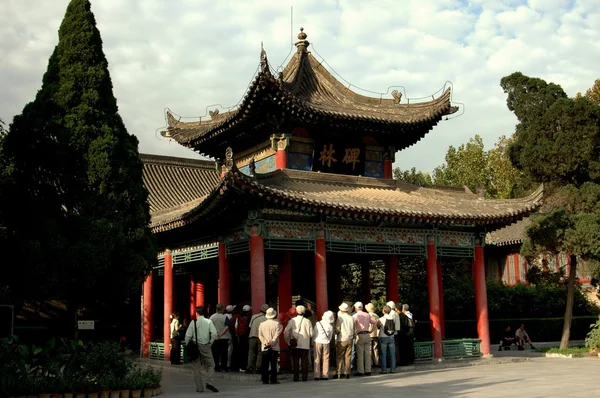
xmin=186 ymin=320 xmax=200 ymax=361
xmin=289 ymin=318 xmax=304 ymax=348
xmin=318 ymin=321 xmax=330 ymax=340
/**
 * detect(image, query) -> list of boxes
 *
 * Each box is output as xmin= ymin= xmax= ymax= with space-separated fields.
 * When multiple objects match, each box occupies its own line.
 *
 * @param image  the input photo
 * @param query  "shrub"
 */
xmin=585 ymin=316 xmax=600 ymax=352
xmin=82 ymin=341 xmax=134 ymax=384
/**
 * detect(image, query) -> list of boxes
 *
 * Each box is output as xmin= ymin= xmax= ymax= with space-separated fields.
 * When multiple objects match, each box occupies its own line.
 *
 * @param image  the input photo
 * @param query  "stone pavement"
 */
xmin=155 ymin=356 xmax=599 ymax=397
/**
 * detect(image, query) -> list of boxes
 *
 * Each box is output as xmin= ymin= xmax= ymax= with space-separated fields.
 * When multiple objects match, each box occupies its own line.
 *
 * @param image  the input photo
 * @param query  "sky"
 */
xmin=1 ymin=0 xmax=599 ymax=173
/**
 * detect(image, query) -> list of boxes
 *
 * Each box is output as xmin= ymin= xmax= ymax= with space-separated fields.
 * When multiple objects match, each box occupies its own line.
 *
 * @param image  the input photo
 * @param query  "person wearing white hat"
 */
xmin=365 ymin=303 xmax=380 ymax=368
xmin=334 ymin=302 xmax=355 ymax=379
xmin=313 ymin=310 xmax=334 ymax=380
xmin=235 ymin=305 xmax=252 ymax=372
xmin=353 ymin=302 xmax=377 ymax=376
xmin=386 ymin=301 xmax=401 ymax=365
xmin=284 ymin=305 xmax=314 ymax=382
xmin=258 ymin=308 xmax=283 ymax=384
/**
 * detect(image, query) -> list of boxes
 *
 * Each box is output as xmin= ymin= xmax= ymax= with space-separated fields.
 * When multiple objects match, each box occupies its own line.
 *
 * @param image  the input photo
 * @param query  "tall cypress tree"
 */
xmin=2 ymin=0 xmax=156 ymax=331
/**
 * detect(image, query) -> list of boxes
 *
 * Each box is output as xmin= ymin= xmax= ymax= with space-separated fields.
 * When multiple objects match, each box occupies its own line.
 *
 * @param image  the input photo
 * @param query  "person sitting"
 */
xmin=515 ymin=324 xmax=536 ymax=350
xmin=499 ymin=325 xmax=516 ymax=351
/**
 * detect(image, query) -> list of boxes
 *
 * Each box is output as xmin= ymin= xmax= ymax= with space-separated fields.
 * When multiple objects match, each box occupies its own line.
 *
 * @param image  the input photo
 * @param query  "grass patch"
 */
xmin=535 ymin=346 xmax=591 ymax=357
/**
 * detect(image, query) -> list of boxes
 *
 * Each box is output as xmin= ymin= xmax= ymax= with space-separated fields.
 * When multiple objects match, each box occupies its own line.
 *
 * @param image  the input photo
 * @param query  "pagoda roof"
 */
xmin=486 ymin=217 xmax=532 ymax=247
xmin=142 ymin=155 xmax=542 ymax=234
xmin=162 ymin=29 xmax=458 ymax=157
xmin=140 ymin=154 xmax=220 ymax=228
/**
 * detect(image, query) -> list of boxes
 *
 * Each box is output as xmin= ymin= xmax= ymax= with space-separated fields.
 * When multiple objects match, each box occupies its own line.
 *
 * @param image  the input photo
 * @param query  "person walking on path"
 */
xmin=247 ymin=303 xmax=269 ymax=373
xmin=335 ymin=303 xmax=355 ymax=380
xmin=258 ymin=308 xmax=283 ymax=385
xmin=378 ymin=305 xmax=396 ymax=374
xmin=365 ymin=303 xmax=380 ymax=368
xmin=284 ymin=305 xmax=313 ymax=382
xmin=184 ymin=306 xmax=219 ymax=393
xmin=313 ymin=310 xmax=334 ymax=380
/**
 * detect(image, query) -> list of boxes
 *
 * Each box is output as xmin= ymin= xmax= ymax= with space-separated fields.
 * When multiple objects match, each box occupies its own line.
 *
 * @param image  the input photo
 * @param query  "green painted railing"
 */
xmin=414 ymin=339 xmax=481 ymax=361
xmin=149 ymin=342 xmax=187 ymax=363
xmin=149 ymin=339 xmax=481 ymax=363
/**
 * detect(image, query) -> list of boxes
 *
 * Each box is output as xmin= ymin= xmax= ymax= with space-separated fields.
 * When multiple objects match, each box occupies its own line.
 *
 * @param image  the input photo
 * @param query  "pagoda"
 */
xmin=140 ymin=29 xmax=543 ymax=362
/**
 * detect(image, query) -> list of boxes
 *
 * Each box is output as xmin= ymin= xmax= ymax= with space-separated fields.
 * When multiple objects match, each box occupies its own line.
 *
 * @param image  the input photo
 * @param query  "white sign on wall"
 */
xmin=78 ymin=320 xmax=95 ymax=330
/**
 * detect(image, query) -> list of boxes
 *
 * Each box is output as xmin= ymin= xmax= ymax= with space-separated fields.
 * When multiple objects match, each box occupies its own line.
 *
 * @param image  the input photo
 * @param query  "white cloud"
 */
xmin=1 ymin=0 xmax=599 ymax=172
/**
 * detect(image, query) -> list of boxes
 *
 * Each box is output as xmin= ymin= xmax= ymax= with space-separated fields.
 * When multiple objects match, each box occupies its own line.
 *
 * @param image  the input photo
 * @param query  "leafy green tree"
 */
xmin=393 ymin=167 xmax=433 ymax=187
xmin=576 ymin=78 xmax=600 ymax=105
xmin=1 ymin=0 xmax=156 ymax=333
xmin=433 ymin=135 xmax=489 ymax=194
xmin=502 ymin=71 xmax=600 ymax=348
xmin=401 ymin=134 xmax=527 ymax=199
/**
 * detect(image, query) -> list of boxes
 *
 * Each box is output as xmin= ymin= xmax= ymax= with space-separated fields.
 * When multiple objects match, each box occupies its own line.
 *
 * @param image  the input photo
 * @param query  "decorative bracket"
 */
xmin=249 ymin=156 xmax=256 ymax=177
xmin=245 ymin=219 xmax=264 ymax=237
xmin=270 ymin=134 xmax=291 ymax=151
xmin=383 ymin=146 xmax=396 ymax=162
xmin=221 ymin=147 xmax=234 ymax=174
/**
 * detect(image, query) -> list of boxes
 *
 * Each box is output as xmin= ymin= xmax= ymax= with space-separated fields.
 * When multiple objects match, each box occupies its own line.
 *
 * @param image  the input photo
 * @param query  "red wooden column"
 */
xmin=189 ymin=274 xmax=196 ymax=322
xmin=383 ymin=147 xmax=395 ymax=179
xmin=163 ymin=249 xmax=173 ymax=361
xmin=218 ymin=240 xmax=230 ymax=305
xmin=273 ymin=134 xmax=290 ymax=169
xmin=474 ymin=239 xmax=492 ymax=356
xmin=426 ymin=237 xmax=443 ymax=360
xmin=386 ymin=255 xmax=399 ymax=303
xmin=278 ymin=250 xmax=293 ymax=371
xmin=436 ymin=259 xmax=446 ymax=338
xmin=315 ymin=229 xmax=329 ymax=318
xmin=195 ymin=278 xmax=205 ymax=308
xmin=361 ymin=263 xmax=371 ymax=304
xmin=249 ymin=225 xmax=266 ymax=313
xmin=142 ymin=272 xmax=153 ymax=358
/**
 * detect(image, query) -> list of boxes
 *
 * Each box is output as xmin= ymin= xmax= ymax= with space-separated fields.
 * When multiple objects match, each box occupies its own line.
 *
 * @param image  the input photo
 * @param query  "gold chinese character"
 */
xmin=342 ymin=148 xmax=361 ymax=170
xmin=319 ymin=144 xmax=337 ymax=168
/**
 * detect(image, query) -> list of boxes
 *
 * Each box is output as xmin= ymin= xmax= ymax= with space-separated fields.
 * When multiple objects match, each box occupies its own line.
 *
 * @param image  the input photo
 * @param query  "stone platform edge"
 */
xmin=137 ymin=357 xmax=532 ymax=383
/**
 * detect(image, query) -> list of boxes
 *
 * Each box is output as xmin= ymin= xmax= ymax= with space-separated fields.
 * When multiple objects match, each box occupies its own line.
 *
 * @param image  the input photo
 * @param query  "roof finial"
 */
xmin=295 ymin=27 xmax=310 ymax=53
xmin=260 ymin=42 xmax=269 ymax=72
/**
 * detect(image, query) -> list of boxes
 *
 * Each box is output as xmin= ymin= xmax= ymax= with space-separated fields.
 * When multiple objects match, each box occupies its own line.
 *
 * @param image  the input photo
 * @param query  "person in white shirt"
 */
xmin=313 ymin=310 xmax=334 ymax=380
xmin=515 ymin=323 xmax=536 ymax=350
xmin=184 ymin=306 xmax=219 ymax=393
xmin=209 ymin=303 xmax=231 ymax=372
xmin=365 ymin=303 xmax=380 ymax=368
xmin=284 ymin=305 xmax=314 ymax=382
xmin=386 ymin=301 xmax=401 ymax=366
xmin=247 ymin=303 xmax=269 ymax=373
xmin=169 ymin=312 xmax=184 ymax=365
xmin=378 ymin=305 xmax=397 ymax=374
xmin=335 ymin=303 xmax=355 ymax=379
xmin=258 ymin=308 xmax=283 ymax=385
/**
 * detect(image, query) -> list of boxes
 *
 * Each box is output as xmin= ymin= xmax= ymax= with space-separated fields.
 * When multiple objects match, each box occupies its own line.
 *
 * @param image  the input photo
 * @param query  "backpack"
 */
xmin=383 ymin=318 xmax=395 ymax=336
xmin=236 ymin=315 xmax=250 ymax=336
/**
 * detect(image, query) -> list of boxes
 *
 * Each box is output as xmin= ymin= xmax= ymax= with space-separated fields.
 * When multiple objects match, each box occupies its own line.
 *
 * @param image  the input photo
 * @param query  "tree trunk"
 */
xmin=559 ymin=255 xmax=577 ymax=349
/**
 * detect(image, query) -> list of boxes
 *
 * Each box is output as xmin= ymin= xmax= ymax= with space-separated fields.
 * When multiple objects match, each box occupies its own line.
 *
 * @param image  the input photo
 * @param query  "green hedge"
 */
xmin=413 ymin=316 xmax=597 ymax=342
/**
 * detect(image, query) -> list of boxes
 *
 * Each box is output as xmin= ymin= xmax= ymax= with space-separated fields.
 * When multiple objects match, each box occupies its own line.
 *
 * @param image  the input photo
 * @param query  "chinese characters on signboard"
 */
xmin=313 ymin=141 xmax=366 ymax=175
